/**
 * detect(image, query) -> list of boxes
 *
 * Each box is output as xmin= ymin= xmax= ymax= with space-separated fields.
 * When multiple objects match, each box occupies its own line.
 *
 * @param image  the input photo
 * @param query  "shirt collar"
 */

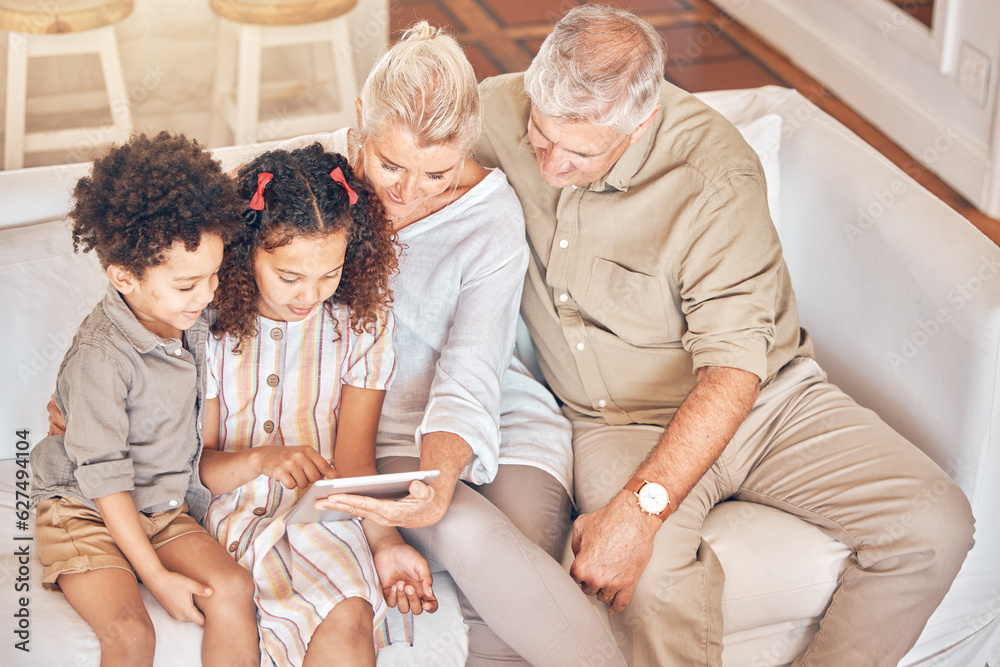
xmin=101 ymin=282 xmax=175 ymax=354
xmin=516 ymin=109 xmax=662 ymax=194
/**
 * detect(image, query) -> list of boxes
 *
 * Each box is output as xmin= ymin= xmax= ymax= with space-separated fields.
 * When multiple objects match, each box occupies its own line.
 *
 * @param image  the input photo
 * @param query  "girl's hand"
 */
xmin=143 ymin=569 xmax=213 ymax=627
xmin=315 ymin=478 xmax=451 ymax=528
xmin=46 ymin=395 xmax=66 ymax=436
xmin=372 ymin=542 xmax=437 ymax=614
xmin=251 ymin=445 xmax=336 ymax=489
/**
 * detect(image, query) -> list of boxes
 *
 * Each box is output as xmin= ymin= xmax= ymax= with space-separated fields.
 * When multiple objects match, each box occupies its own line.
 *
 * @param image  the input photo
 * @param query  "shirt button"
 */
xmin=598 ymin=399 xmax=607 ymax=408
xmin=559 ymin=239 xmax=569 ymax=249
xmin=266 ymin=374 xmax=279 ymax=387
xmin=168 ymin=499 xmax=178 ymax=507
xmin=174 ymin=349 xmax=182 ymax=356
xmin=576 ymin=342 xmax=585 ymax=351
xmin=559 ymin=293 xmax=568 ymax=303
xmin=270 ymin=328 xmax=283 ymax=341
xmin=252 ymin=507 xmax=266 ymax=516
xmin=228 ymin=541 xmax=238 ymax=553
xmin=263 ymin=420 xmax=274 ymax=433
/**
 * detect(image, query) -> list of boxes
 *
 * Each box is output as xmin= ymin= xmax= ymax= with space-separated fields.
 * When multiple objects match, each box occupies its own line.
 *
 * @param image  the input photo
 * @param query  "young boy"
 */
xmin=30 ymin=133 xmax=260 ymax=667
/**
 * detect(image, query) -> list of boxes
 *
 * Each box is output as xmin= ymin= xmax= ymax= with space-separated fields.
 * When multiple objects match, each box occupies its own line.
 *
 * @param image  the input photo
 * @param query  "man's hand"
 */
xmin=570 ymin=490 xmax=661 ymax=614
xmin=315 ymin=478 xmax=451 ymax=528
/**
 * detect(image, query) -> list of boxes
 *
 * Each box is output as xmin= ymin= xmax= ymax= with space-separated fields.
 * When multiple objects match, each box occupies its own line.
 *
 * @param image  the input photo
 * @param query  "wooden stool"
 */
xmin=209 ymin=0 xmax=359 ymax=146
xmin=1 ymin=0 xmax=134 ymax=170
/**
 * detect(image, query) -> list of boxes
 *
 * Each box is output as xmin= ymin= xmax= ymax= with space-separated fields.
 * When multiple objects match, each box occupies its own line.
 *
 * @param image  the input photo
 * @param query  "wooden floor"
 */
xmin=390 ymin=0 xmax=1000 ymax=245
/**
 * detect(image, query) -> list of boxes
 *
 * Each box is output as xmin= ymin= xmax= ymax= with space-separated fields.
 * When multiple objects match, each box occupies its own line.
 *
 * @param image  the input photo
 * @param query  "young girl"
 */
xmin=198 ymin=144 xmax=436 ymax=667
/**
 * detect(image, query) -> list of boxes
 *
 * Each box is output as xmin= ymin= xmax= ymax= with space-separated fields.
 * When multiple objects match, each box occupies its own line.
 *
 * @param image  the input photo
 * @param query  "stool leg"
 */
xmin=210 ymin=19 xmax=238 ymax=147
xmin=235 ymin=24 xmax=263 ymax=145
xmin=96 ymin=25 xmax=133 ymax=145
xmin=328 ymin=18 xmax=358 ymax=119
xmin=5 ymin=32 xmax=29 ymax=170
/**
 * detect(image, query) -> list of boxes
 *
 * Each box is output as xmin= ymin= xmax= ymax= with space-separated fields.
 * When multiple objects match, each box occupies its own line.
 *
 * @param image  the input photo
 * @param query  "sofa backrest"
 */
xmin=699 ymin=87 xmax=1000 ymax=516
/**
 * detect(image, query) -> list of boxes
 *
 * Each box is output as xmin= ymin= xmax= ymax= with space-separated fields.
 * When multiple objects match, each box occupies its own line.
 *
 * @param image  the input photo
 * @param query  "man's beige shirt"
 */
xmin=476 ymin=74 xmax=809 ymax=428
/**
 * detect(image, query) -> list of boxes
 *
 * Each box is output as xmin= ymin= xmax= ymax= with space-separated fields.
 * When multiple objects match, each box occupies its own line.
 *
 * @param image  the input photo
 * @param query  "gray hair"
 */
xmin=524 ymin=5 xmax=666 ymax=134
xmin=357 ymin=21 xmax=481 ymax=154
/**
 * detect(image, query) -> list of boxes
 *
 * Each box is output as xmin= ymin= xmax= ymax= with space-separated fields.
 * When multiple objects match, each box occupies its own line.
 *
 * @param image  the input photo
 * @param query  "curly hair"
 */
xmin=212 ymin=144 xmax=398 ymax=352
xmin=70 ymin=132 xmax=242 ymax=277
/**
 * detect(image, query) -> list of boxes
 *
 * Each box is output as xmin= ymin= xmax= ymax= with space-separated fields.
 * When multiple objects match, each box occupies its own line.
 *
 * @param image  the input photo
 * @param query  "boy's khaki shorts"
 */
xmin=35 ymin=495 xmax=207 ymax=591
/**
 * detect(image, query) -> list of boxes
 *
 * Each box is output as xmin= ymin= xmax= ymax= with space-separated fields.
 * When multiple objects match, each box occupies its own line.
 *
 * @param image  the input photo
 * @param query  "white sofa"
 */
xmin=1 ymin=86 xmax=998 ymax=666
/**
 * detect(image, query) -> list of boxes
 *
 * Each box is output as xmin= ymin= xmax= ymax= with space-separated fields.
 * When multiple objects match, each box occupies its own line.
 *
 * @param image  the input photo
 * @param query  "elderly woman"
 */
xmin=291 ymin=23 xmax=626 ymax=667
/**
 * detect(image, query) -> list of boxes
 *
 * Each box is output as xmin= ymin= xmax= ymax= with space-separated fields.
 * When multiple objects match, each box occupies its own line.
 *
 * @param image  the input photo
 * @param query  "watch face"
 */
xmin=638 ymin=482 xmax=669 ymax=514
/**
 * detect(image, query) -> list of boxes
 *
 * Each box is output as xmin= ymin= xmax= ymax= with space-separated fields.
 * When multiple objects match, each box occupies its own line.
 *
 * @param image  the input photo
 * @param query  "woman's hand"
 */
xmin=315 ymin=478 xmax=452 ymax=528
xmin=250 ymin=445 xmax=336 ymax=489
xmin=372 ymin=541 xmax=437 ymax=614
xmin=46 ymin=395 xmax=66 ymax=436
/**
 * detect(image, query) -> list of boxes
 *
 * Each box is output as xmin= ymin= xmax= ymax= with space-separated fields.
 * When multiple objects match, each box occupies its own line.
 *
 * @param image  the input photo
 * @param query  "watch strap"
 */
xmin=624 ymin=477 xmax=645 ymax=495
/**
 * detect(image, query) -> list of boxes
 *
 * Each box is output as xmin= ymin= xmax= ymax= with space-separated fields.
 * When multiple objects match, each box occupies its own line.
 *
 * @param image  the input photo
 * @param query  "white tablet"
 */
xmin=283 ymin=470 xmax=441 ymax=524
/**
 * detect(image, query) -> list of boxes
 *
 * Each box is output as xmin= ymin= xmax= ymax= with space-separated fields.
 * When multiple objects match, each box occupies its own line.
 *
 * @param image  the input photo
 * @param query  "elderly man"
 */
xmin=474 ymin=5 xmax=975 ymax=666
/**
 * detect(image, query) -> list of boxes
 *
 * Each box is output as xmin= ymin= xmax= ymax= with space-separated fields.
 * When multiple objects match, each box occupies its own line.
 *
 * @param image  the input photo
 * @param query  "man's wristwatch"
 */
xmin=624 ymin=477 xmax=671 ymax=520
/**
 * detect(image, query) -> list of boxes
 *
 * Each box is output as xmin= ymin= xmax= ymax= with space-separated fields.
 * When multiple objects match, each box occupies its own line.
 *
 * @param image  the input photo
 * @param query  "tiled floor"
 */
xmin=389 ymin=0 xmax=1000 ymax=244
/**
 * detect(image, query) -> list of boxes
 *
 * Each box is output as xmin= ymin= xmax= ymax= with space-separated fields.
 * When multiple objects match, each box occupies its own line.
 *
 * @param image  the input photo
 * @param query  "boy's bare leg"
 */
xmin=303 ymin=597 xmax=375 ymax=667
xmin=157 ymin=532 xmax=260 ymax=667
xmin=58 ymin=568 xmax=155 ymax=667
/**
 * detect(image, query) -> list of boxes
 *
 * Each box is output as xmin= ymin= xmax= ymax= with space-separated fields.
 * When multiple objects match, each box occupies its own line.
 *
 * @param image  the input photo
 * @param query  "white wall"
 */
xmin=712 ymin=0 xmax=1000 ymax=218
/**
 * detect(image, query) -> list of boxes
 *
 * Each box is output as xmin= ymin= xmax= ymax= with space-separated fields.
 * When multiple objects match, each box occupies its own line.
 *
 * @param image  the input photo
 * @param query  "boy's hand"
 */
xmin=372 ymin=542 xmax=437 ymax=614
xmin=251 ymin=445 xmax=337 ymax=489
xmin=143 ymin=569 xmax=213 ymax=627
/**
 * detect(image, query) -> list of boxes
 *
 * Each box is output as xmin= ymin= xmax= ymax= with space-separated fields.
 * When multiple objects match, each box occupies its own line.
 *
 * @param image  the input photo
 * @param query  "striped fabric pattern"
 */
xmin=204 ymin=303 xmax=402 ymax=666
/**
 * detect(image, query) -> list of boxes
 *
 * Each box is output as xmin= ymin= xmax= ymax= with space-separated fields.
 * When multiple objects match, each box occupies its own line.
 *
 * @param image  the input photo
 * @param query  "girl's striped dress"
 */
xmin=204 ymin=303 xmax=400 ymax=666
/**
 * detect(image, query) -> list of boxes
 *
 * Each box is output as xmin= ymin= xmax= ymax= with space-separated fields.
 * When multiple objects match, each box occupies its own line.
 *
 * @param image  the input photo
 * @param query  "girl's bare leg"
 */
xmin=303 ymin=597 xmax=375 ymax=667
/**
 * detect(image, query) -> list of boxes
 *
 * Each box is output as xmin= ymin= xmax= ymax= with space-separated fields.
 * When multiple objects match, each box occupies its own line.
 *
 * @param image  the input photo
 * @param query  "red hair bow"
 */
xmin=330 ymin=167 xmax=358 ymax=206
xmin=249 ymin=172 xmax=272 ymax=211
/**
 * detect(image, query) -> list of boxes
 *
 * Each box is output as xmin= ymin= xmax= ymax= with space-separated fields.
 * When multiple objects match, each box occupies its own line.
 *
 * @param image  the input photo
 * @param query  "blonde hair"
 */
xmin=357 ymin=22 xmax=481 ymax=154
xmin=524 ymin=5 xmax=665 ymax=134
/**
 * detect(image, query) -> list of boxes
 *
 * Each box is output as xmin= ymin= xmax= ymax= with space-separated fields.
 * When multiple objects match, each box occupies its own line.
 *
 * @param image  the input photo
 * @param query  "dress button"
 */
xmin=252 ymin=507 xmax=266 ymax=516
xmin=228 ymin=541 xmax=238 ymax=553
xmin=263 ymin=420 xmax=274 ymax=433
xmin=266 ymin=374 xmax=279 ymax=387
xmin=559 ymin=293 xmax=568 ymax=303
xmin=168 ymin=499 xmax=178 ymax=507
xmin=598 ymin=399 xmax=607 ymax=408
xmin=559 ymin=239 xmax=569 ymax=249
xmin=270 ymin=328 xmax=283 ymax=341
xmin=576 ymin=342 xmax=585 ymax=351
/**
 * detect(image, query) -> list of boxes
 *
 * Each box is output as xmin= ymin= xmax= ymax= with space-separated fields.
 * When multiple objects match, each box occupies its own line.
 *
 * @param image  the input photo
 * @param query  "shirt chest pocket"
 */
xmin=580 ymin=258 xmax=685 ymax=347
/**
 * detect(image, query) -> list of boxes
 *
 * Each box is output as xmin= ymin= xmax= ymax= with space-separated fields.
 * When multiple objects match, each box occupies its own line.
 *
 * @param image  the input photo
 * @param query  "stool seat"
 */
xmin=210 ymin=0 xmax=357 ymax=27
xmin=0 ymin=0 xmax=133 ymax=35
